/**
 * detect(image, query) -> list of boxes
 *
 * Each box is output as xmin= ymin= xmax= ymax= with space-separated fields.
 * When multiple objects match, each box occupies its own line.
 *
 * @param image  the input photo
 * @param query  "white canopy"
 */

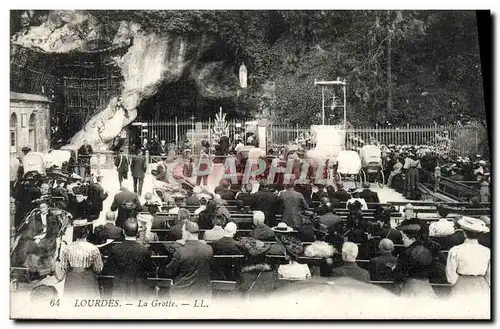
xmin=337 ymin=150 xmax=361 ymax=175
xmin=22 ymin=152 xmax=46 ymax=174
xmin=360 ymin=145 xmax=382 ymax=166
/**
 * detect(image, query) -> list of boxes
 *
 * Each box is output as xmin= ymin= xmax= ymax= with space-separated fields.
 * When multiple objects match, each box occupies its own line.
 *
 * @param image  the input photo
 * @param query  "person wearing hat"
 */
xmin=158 ymin=140 xmax=168 ymax=156
xmin=143 ymin=192 xmax=162 ymax=215
xmin=137 ymin=213 xmax=159 ymax=245
xmin=373 ymin=206 xmax=403 ymax=244
xmin=130 ymin=149 xmax=147 ymax=196
xmin=428 ymin=207 xmax=455 ymax=237
xmin=57 ymin=219 xmax=103 ymax=300
xmin=103 ymin=218 xmax=156 ymax=301
xmin=110 ymin=180 xmax=143 ymax=228
xmin=166 ymin=208 xmax=191 ymax=242
xmin=478 ymin=216 xmax=491 ymax=249
xmin=250 ymin=211 xmax=275 ymax=241
xmin=393 ymin=224 xmax=441 ymax=297
xmin=182 ymin=152 xmax=194 ymax=179
xmin=330 ymin=242 xmax=370 ymax=283
xmin=272 ymin=222 xmax=310 ymax=280
xmin=52 ymin=179 xmax=69 ymax=204
xmin=77 ymin=140 xmax=93 ymax=177
xmin=345 ymin=200 xmax=368 ymax=243
xmin=386 ymin=155 xmax=403 ymax=188
xmin=316 ymin=198 xmax=342 ymax=232
xmin=358 ymin=182 xmax=380 ymax=204
xmin=403 ymin=153 xmax=421 ymax=200
xmin=333 ymin=181 xmax=351 ymax=202
xmin=88 ymin=175 xmax=107 ymax=218
xmin=114 ymin=149 xmax=130 ymax=187
xmin=14 ymin=174 xmax=42 ymax=228
xmin=198 ymin=200 xmax=218 ymax=230
xmin=235 ymin=183 xmax=254 ymax=207
xmin=446 ymin=216 xmax=490 ymax=298
xmin=163 ymin=221 xmax=213 ymax=298
xmin=67 ymin=186 xmax=94 ymax=223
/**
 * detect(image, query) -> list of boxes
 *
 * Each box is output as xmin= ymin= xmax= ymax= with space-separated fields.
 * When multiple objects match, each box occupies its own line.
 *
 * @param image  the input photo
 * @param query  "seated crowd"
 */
xmin=15 ymin=175 xmax=491 ymax=302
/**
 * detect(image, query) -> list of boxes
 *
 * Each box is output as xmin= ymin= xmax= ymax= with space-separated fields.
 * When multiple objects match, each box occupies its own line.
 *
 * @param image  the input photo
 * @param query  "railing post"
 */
xmin=97 ymin=152 xmax=101 ymax=176
xmin=175 ymin=117 xmax=179 ymax=149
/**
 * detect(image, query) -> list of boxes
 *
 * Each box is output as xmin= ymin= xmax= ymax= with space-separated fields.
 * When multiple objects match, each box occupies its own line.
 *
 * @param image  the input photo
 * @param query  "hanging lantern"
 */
xmin=239 ymin=63 xmax=247 ymax=89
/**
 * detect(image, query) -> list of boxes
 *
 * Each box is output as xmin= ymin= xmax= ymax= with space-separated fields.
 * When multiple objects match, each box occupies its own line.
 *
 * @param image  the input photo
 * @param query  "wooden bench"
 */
xmin=97 ymin=275 xmax=174 ymax=299
xmin=211 ymin=280 xmax=239 ymax=297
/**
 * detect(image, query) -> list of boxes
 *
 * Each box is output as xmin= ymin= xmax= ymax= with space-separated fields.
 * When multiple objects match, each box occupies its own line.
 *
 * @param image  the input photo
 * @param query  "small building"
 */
xmin=10 ymin=91 xmax=51 ymax=158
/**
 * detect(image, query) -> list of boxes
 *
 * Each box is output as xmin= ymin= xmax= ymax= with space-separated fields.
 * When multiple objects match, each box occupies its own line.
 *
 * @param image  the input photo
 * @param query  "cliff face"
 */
xmin=12 ymin=10 xmax=271 ymax=151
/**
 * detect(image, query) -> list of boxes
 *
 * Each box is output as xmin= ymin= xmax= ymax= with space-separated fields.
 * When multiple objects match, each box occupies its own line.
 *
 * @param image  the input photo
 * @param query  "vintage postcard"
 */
xmin=9 ymin=9 xmax=491 ymax=319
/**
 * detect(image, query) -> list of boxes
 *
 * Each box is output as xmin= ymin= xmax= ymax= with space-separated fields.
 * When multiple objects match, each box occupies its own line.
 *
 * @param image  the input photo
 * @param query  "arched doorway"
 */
xmin=10 ymin=113 xmax=17 ymax=154
xmin=29 ymin=113 xmax=36 ymax=151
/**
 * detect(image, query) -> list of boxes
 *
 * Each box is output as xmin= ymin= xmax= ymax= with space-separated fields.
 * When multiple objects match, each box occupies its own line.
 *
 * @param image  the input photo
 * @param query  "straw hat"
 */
xmin=458 ymin=216 xmax=489 ymax=233
xmin=73 ymin=219 xmax=91 ymax=227
xmin=272 ymin=222 xmax=294 ymax=233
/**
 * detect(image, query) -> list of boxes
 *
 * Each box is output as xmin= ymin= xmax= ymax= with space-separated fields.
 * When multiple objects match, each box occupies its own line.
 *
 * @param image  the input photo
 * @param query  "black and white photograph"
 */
xmin=8 ymin=8 xmax=492 ymax=319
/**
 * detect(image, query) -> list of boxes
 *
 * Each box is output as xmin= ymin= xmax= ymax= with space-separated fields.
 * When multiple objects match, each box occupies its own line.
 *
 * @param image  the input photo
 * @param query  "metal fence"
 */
xmin=268 ymin=124 xmax=485 ymax=158
xmin=136 ymin=119 xmax=485 ymax=158
xmin=141 ymin=118 xmax=258 ymax=154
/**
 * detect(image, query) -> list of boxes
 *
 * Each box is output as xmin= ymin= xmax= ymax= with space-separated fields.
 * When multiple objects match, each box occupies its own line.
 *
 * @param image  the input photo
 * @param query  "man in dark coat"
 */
xmin=250 ymin=211 xmax=276 ymax=241
xmin=166 ymin=209 xmax=190 ymax=241
xmin=236 ymin=183 xmax=254 ymax=207
xmin=331 ymin=242 xmax=370 ymax=283
xmin=219 ymin=134 xmax=230 ymax=158
xmin=369 ymin=238 xmax=398 ymax=281
xmin=14 ymin=177 xmax=42 ymax=228
xmin=77 ymin=140 xmax=93 ymax=176
xmin=67 ymin=187 xmax=95 ymax=222
xmin=131 ymin=150 xmax=147 ymax=196
xmin=311 ymin=184 xmax=328 ymax=203
xmin=110 ymin=181 xmax=143 ymax=228
xmin=393 ymin=224 xmax=444 ymax=283
xmin=88 ymin=175 xmax=107 ymax=219
xmin=333 ymin=182 xmax=351 ymax=202
xmin=358 ymin=182 xmax=380 ymax=204
xmin=279 ymin=183 xmax=309 ymax=229
xmin=211 ymin=222 xmax=242 ymax=255
xmin=163 ymin=221 xmax=213 ymax=298
xmin=251 ymin=181 xmax=280 ymax=227
xmin=316 ymin=198 xmax=342 ymax=230
xmin=114 ymin=150 xmax=130 ymax=187
xmin=101 ymin=211 xmax=123 ymax=240
xmin=103 ymin=218 xmax=156 ymax=300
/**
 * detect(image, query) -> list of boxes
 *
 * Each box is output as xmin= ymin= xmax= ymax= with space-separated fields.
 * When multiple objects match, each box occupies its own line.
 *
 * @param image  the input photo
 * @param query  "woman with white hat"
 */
xmin=445 ymin=216 xmax=490 ymax=298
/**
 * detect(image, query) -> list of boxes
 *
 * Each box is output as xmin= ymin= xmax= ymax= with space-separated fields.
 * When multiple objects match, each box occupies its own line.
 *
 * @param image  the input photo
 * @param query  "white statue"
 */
xmin=239 ymin=63 xmax=247 ymax=89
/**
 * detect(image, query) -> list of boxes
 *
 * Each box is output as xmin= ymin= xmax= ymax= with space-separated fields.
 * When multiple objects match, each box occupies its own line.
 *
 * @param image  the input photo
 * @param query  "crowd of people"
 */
xmin=14 ymin=167 xmax=491 ymax=304
xmin=10 ymin=136 xmax=491 ymax=306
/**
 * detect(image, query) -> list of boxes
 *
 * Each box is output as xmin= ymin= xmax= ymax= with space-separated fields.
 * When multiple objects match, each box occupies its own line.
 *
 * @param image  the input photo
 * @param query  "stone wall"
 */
xmin=10 ymin=92 xmax=51 ymax=158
